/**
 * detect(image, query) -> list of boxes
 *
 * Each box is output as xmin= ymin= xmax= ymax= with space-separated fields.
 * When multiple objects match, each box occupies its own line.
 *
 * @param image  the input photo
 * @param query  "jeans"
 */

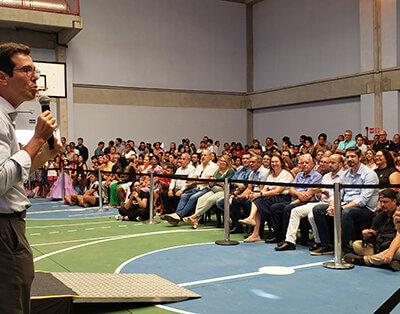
xmin=229 ymin=197 xmax=251 ymax=228
xmin=270 ymin=201 xmax=305 ymax=242
xmin=341 ymin=206 xmax=374 ymax=252
xmin=313 ymin=204 xmax=374 ymax=252
xmin=175 ymin=188 xmax=210 ymax=218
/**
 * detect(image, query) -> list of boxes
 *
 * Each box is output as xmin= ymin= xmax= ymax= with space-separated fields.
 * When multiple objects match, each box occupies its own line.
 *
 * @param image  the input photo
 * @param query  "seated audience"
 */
xmin=344 ymin=189 xmax=400 ymax=271
xmin=365 ymin=148 xmax=377 ymax=169
xmin=313 ymin=147 xmax=379 ymax=254
xmin=269 ymin=154 xmax=322 ymax=248
xmin=183 ymin=155 xmax=235 ymax=229
xmin=161 ymin=153 xmax=195 ymax=215
xmin=117 ymin=181 xmax=149 ymax=221
xmin=226 ymin=154 xmax=269 ymax=234
xmin=64 ymin=173 xmax=87 ymax=205
xmin=281 ymin=154 xmax=343 ymax=253
xmin=164 ymin=150 xmax=218 ymax=226
xmin=335 ymin=130 xmax=356 ymax=155
xmin=372 ymin=130 xmax=395 ymax=152
xmin=239 ymin=155 xmax=294 ymax=242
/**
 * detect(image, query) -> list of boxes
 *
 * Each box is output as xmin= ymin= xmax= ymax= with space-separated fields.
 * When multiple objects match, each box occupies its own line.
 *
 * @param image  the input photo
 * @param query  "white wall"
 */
xmin=69 ymin=0 xmax=246 ymax=92
xmin=73 ymin=103 xmax=247 ymax=156
xmin=253 ymin=0 xmax=360 ymax=91
xmin=253 ymin=97 xmax=361 ymax=145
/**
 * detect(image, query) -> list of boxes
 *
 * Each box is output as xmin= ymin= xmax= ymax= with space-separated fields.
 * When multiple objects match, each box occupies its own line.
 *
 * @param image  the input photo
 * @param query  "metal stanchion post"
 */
xmin=216 ymin=178 xmax=239 ymax=246
xmin=143 ymin=172 xmax=160 ymax=224
xmin=98 ymin=169 xmax=104 ymax=210
xmin=61 ymin=167 xmax=65 ymax=202
xmin=323 ymin=182 xmax=353 ymax=269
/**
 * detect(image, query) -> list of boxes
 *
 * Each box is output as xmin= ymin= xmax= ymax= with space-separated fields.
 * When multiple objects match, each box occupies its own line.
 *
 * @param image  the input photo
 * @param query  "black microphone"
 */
xmin=38 ymin=95 xmax=55 ymax=150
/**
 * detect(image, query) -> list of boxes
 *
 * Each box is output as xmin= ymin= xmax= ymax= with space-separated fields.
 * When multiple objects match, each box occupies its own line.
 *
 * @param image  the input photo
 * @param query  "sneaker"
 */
xmin=389 ymin=260 xmax=400 ymax=271
xmin=115 ymin=215 xmax=123 ymax=221
xmin=164 ymin=213 xmax=180 ymax=226
xmin=310 ymin=245 xmax=334 ymax=256
xmin=275 ymin=241 xmax=296 ymax=251
xmin=309 ymin=243 xmax=321 ymax=251
xmin=343 ymin=253 xmax=365 ymax=265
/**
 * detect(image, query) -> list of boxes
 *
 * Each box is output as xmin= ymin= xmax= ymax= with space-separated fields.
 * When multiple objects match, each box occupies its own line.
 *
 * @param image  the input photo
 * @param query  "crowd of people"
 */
xmin=26 ymin=130 xmax=400 ymax=271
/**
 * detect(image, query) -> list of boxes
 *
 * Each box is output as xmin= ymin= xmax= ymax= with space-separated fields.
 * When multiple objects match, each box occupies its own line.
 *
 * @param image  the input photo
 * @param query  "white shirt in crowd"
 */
xmin=193 ymin=161 xmax=218 ymax=189
xmin=169 ymin=164 xmax=196 ymax=192
xmin=265 ymin=169 xmax=294 ymax=194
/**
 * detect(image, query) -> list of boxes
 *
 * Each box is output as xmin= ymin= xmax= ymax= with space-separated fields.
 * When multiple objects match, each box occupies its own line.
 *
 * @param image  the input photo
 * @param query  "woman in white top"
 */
xmin=239 ymin=155 xmax=294 ymax=242
xmin=355 ymin=135 xmax=368 ymax=153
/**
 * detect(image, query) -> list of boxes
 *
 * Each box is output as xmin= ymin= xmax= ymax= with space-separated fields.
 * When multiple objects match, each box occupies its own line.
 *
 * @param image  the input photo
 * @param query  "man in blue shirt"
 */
xmin=225 ymin=154 xmax=268 ymax=234
xmin=271 ymin=154 xmax=322 ymax=249
xmin=313 ymin=147 xmax=379 ymax=254
xmin=335 ymin=130 xmax=356 ymax=155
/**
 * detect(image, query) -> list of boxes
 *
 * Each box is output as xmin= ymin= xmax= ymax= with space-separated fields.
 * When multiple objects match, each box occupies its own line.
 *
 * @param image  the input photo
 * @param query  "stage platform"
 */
xmin=31 ymin=271 xmax=200 ymax=313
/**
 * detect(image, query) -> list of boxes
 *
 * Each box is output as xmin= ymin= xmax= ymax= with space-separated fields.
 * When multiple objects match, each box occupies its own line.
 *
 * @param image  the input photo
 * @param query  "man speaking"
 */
xmin=0 ymin=42 xmax=62 ymax=313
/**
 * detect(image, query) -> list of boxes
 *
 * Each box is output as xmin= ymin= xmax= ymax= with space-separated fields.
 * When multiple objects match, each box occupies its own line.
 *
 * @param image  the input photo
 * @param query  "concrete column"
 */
xmin=381 ymin=0 xmax=399 ymax=135
xmin=246 ymin=109 xmax=253 ymax=145
xmin=360 ymin=0 xmax=398 ymax=136
xmin=56 ymin=45 xmax=69 ymax=141
xmin=246 ymin=3 xmax=254 ymax=146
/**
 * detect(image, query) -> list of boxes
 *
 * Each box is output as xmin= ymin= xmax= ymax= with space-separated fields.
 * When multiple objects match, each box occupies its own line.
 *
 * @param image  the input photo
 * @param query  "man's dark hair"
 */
xmin=345 ymin=146 xmax=361 ymax=157
xmin=0 ymin=42 xmax=31 ymax=77
xmin=207 ymin=139 xmax=214 ymax=145
xmin=77 ymin=137 xmax=83 ymax=141
xmin=98 ymin=141 xmax=104 ymax=146
xmin=116 ymin=137 xmax=122 ymax=143
xmin=242 ymin=152 xmax=252 ymax=159
xmin=108 ymin=140 xmax=114 ymax=146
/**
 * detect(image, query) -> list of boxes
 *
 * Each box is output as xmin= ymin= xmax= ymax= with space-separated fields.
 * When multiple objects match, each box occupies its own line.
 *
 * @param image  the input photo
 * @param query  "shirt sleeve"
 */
xmin=0 ymin=121 xmax=31 ymax=197
xmin=350 ymin=170 xmax=379 ymax=207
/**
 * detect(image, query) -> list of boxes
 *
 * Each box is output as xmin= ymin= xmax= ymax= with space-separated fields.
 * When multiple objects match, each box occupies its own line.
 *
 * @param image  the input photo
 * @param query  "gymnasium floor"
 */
xmin=28 ymin=199 xmax=400 ymax=314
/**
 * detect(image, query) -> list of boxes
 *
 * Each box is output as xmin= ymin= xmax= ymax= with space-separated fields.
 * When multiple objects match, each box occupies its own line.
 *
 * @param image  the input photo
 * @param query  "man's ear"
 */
xmin=0 ymin=70 xmax=9 ymax=87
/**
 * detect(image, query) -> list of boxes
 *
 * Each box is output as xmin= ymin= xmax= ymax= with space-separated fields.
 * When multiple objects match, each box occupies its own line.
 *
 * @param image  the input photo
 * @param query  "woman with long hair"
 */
xmin=374 ymin=149 xmax=400 ymax=189
xmin=239 ymin=154 xmax=294 ymax=242
xmin=183 ymin=154 xmax=235 ymax=229
xmin=64 ymin=172 xmax=87 ymax=205
xmin=365 ymin=149 xmax=377 ymax=169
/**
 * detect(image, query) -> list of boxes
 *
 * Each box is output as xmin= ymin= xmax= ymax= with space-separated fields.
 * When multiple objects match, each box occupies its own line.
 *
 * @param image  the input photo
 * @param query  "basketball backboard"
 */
xmin=35 ymin=61 xmax=67 ymax=98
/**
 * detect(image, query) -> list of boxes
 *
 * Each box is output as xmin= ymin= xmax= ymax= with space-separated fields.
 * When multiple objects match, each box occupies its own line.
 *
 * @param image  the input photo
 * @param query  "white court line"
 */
xmin=30 ymin=233 xmax=41 ymax=236
xmin=32 ymin=235 xmax=121 ymax=247
xmin=114 ymin=243 xmax=213 ymax=273
xmin=27 ymin=221 xmax=119 ymax=229
xmin=49 ymin=231 xmax=59 ymax=234
xmin=101 ymin=226 xmax=111 ymax=229
xmin=155 ymin=304 xmax=195 ymax=314
xmin=292 ymin=261 xmax=324 ymax=270
xmin=85 ymin=228 xmax=94 ymax=230
xmin=67 ymin=230 xmax=77 ymax=233
xmin=28 ymin=208 xmax=86 ymax=214
xmin=33 ymin=229 xmax=219 ymax=262
xmin=179 ymin=262 xmax=324 ymax=287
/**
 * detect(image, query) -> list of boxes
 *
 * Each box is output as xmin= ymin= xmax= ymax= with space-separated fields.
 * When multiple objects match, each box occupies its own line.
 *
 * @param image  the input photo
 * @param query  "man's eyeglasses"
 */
xmin=13 ymin=66 xmax=40 ymax=78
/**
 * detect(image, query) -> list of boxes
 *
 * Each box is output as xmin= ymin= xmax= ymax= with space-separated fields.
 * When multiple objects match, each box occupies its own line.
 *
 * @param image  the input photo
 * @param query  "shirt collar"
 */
xmin=331 ymin=169 xmax=344 ymax=179
xmin=0 ymin=96 xmax=18 ymax=123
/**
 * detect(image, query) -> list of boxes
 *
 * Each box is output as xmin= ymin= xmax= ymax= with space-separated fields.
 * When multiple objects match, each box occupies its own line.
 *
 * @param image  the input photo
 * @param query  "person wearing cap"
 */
xmin=344 ymin=188 xmax=400 ymax=271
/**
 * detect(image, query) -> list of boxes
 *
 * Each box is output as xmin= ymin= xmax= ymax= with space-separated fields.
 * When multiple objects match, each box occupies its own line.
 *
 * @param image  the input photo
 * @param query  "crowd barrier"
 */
xmin=29 ymin=167 xmax=400 ymax=270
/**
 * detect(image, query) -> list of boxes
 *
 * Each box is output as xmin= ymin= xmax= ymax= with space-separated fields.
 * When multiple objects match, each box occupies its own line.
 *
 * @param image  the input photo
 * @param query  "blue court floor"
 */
xmin=27 ymin=198 xmax=118 ymax=219
xmin=117 ymin=243 xmax=400 ymax=314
